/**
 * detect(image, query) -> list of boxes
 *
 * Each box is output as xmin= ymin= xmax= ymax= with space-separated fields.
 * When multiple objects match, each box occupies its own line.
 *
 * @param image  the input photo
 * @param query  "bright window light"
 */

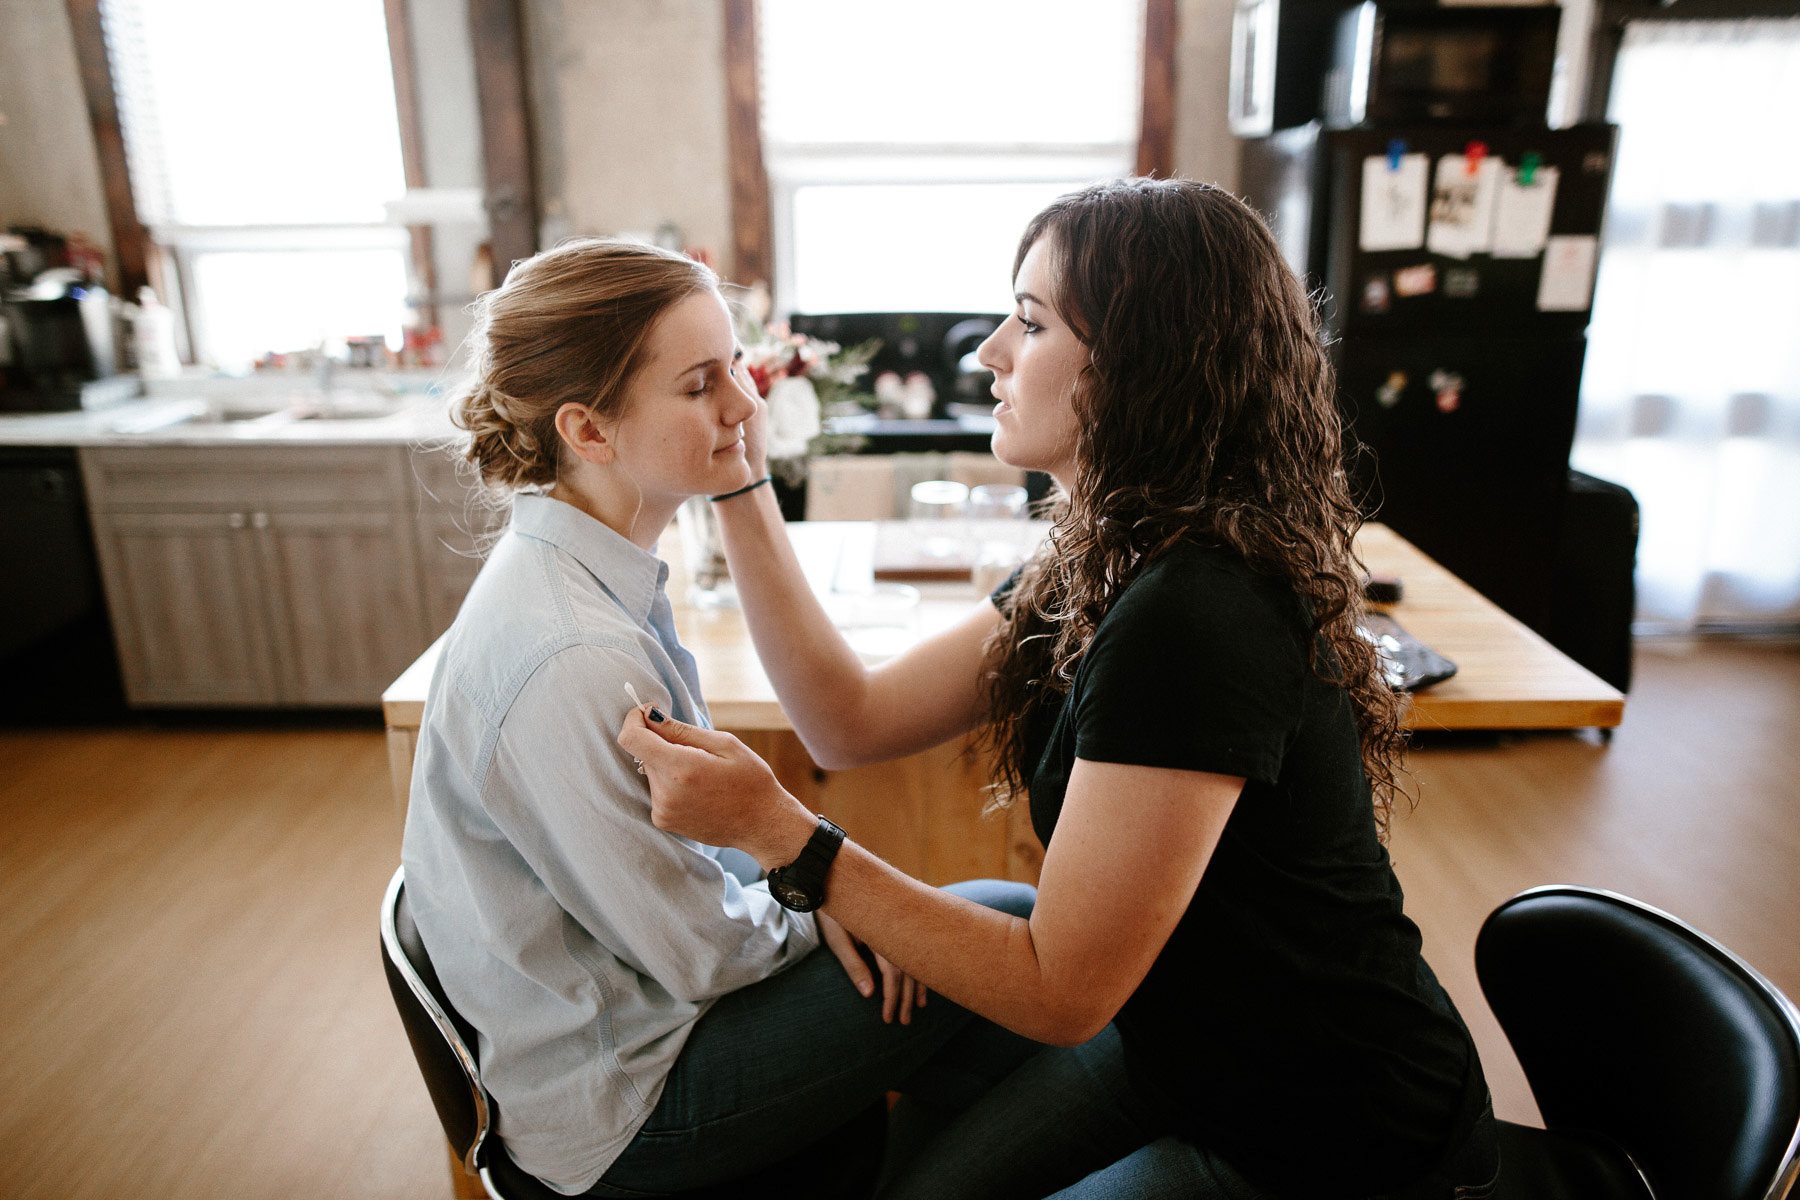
xmin=189 ymin=249 xmax=409 ymax=371
xmin=790 ymin=182 xmax=1084 ymax=314
xmin=107 ymin=0 xmax=405 ymax=226
xmin=102 ymin=0 xmax=410 ymax=366
xmin=761 ymin=0 xmax=1142 ymax=149
xmin=759 ymin=0 xmax=1144 ymax=314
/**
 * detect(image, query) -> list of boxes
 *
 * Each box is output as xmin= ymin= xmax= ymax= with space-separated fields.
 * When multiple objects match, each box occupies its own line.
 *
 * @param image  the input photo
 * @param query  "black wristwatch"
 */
xmin=767 ymin=816 xmax=846 ymax=913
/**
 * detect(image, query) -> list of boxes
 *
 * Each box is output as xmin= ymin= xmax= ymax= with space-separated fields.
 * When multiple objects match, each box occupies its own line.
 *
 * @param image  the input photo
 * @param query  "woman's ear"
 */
xmin=555 ymin=401 xmax=616 ymax=466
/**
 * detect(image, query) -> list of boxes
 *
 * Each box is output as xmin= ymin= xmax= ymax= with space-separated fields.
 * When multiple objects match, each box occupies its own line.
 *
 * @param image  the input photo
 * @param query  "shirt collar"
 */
xmin=509 ymin=493 xmax=667 ymax=624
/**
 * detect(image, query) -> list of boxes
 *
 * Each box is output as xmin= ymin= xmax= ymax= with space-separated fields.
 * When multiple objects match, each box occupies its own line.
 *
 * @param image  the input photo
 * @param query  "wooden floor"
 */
xmin=2 ymin=639 xmax=1796 ymax=1199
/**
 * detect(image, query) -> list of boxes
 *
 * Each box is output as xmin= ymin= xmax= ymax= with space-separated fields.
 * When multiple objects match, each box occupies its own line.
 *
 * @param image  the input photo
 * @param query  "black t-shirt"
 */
xmin=1001 ymin=544 xmax=1484 ymax=1196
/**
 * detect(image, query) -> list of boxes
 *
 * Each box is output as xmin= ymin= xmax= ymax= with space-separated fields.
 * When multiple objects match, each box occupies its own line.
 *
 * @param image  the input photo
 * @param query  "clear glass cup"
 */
xmin=968 ymin=483 xmax=1028 ymax=521
xmin=909 ymin=479 xmax=969 ymax=560
xmin=909 ymin=479 xmax=969 ymax=520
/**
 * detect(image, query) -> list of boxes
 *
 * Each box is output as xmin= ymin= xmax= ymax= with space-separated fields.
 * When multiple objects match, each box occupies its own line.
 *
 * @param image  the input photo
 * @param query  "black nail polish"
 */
xmin=649 ymin=707 xmax=666 ymax=723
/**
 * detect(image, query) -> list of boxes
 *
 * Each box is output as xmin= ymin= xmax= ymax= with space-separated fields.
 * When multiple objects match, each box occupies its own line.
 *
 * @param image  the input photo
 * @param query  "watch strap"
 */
xmin=769 ymin=816 xmax=845 ymax=912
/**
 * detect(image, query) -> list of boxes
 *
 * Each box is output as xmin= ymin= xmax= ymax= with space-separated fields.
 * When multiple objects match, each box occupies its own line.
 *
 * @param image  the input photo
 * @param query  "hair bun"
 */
xmin=456 ymin=378 xmax=552 ymax=490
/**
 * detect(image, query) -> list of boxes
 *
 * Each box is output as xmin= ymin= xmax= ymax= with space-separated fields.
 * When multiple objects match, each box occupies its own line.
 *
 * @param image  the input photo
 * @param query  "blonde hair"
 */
xmin=454 ymin=238 xmax=719 ymax=490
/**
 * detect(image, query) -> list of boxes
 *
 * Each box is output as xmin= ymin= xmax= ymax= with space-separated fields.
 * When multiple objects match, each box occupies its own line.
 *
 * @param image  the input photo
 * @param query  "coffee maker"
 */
xmin=0 ymin=228 xmax=121 ymax=413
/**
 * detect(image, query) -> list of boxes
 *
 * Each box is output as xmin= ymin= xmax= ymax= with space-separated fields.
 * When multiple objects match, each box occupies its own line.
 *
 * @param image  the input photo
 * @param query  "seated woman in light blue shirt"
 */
xmin=400 ymin=238 xmax=1036 ymax=1196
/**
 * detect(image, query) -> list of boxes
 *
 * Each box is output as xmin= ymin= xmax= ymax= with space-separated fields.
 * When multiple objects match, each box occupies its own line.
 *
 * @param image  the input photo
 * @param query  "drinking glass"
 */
xmin=909 ymin=479 xmax=969 ymax=560
xmin=968 ymin=483 xmax=1028 ymax=521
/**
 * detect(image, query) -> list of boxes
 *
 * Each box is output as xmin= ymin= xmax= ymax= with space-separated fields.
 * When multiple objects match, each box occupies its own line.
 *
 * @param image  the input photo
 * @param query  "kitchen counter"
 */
xmin=0 ymin=373 xmax=462 ymax=447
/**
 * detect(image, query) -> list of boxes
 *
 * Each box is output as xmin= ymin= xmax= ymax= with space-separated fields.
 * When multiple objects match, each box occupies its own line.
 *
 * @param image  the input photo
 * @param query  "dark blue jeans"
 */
xmin=880 ymin=1024 xmax=1500 ymax=1200
xmin=587 ymin=878 xmax=1039 ymax=1197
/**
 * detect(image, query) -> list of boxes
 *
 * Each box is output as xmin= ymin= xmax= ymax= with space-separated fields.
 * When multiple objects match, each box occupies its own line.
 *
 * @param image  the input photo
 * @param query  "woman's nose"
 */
xmin=724 ymin=371 xmax=759 ymax=423
xmin=976 ymin=326 xmax=1008 ymax=375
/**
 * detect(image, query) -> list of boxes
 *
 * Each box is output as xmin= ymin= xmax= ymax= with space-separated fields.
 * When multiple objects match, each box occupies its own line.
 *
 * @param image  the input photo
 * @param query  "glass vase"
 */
xmin=675 ymin=495 xmax=737 ymax=609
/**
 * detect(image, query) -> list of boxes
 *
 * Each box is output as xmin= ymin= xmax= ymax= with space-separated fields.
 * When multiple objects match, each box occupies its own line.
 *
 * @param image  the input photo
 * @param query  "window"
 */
xmin=1573 ymin=19 xmax=1800 ymax=629
xmin=759 ymin=0 xmax=1145 ymax=315
xmin=102 ymin=0 xmax=410 ymax=369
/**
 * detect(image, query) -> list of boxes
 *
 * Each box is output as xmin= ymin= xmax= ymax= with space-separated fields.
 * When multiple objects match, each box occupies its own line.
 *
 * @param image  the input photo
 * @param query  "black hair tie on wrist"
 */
xmin=710 ymin=474 xmax=772 ymax=503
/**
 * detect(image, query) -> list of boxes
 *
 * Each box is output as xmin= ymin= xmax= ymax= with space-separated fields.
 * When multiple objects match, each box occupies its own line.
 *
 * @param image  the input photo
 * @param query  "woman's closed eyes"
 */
xmin=686 ymin=350 xmax=745 ymax=398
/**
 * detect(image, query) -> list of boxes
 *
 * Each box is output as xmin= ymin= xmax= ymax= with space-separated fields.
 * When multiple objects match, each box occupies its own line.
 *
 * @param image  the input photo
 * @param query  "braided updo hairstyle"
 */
xmin=454 ymin=238 xmax=719 ymax=490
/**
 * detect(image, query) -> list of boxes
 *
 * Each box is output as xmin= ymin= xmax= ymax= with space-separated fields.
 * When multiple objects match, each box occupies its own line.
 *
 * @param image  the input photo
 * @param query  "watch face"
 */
xmin=771 ymin=874 xmax=817 ymax=913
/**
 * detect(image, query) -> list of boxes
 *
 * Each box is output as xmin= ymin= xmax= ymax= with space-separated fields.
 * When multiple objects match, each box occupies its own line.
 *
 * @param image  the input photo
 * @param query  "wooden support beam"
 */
xmin=468 ymin=0 xmax=538 ymax=281
xmin=63 ymin=0 xmax=150 ymax=297
xmin=724 ymin=0 xmax=773 ymax=290
xmin=1136 ymin=0 xmax=1179 ymax=179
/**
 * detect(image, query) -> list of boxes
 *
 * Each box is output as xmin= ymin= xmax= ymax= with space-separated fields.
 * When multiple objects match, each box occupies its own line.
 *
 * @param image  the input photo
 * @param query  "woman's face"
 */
xmin=976 ymin=237 xmax=1089 ymax=486
xmin=608 ymin=289 xmax=759 ymax=503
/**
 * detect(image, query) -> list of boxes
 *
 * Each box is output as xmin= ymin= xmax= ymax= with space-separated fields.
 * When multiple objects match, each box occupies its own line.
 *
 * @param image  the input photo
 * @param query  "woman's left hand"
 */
xmin=617 ymin=706 xmax=815 ymax=870
xmin=818 ymin=912 xmax=928 ymax=1024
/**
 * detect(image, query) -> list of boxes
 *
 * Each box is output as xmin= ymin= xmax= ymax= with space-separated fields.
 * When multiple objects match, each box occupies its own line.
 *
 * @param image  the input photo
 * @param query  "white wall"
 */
xmin=0 ymin=0 xmax=117 ymax=284
xmin=524 ymin=0 xmax=734 ymax=264
xmin=1175 ymin=0 xmax=1241 ymax=190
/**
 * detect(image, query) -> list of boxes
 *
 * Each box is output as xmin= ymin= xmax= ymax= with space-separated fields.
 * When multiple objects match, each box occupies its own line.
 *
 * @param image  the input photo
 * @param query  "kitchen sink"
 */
xmin=111 ymin=392 xmax=415 ymax=432
xmin=184 ymin=402 xmax=404 ymax=425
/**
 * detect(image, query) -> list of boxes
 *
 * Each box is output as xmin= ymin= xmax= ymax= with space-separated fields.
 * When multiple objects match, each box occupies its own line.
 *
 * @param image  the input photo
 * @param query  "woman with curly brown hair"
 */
xmin=621 ymin=179 xmax=1499 ymax=1199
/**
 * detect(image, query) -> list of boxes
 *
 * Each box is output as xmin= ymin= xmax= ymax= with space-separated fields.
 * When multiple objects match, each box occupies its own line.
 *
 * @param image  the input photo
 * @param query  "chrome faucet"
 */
xmin=315 ymin=348 xmax=336 ymax=400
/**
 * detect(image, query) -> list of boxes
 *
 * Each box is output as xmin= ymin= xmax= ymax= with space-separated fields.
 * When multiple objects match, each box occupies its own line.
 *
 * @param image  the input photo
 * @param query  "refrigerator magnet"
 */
xmin=1376 ymin=372 xmax=1407 ymax=409
xmin=1361 ymin=274 xmax=1392 ymax=314
xmin=1393 ymin=264 xmax=1437 ymax=298
xmin=1444 ymin=268 xmax=1480 ymax=298
xmin=1429 ymin=370 xmax=1464 ymax=414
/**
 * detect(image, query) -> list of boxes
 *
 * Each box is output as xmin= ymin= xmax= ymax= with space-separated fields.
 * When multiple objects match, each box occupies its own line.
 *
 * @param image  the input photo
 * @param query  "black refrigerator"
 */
xmin=1242 ymin=121 xmax=1617 ymax=634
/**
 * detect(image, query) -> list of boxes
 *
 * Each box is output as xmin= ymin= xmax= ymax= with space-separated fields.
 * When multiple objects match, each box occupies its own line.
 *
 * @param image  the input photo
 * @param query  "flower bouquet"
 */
xmin=738 ymin=322 xmax=880 ymax=488
xmin=676 ymin=322 xmax=879 ymax=607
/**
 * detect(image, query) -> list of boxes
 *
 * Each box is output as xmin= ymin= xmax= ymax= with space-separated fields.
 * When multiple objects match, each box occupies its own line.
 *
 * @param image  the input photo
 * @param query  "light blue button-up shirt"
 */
xmin=401 ymin=493 xmax=818 ymax=1194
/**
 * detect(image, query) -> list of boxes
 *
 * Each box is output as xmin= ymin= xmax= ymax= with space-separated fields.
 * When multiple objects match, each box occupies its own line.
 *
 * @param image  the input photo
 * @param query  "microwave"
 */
xmin=1230 ymin=0 xmax=1354 ymax=136
xmin=1324 ymin=3 xmax=1560 ymax=129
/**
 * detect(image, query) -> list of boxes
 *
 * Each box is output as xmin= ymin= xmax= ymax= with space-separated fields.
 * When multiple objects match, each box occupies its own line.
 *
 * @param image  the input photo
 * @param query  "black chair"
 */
xmin=1476 ymin=885 xmax=1800 ymax=1200
xmin=380 ymin=866 xmax=885 ymax=1200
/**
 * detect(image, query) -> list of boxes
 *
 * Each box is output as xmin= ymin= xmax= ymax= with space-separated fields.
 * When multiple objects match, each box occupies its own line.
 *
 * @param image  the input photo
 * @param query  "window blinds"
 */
xmin=99 ymin=0 xmax=406 ymax=230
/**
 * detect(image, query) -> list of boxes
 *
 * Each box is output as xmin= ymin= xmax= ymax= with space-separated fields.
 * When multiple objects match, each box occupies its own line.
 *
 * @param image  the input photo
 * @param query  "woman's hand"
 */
xmin=620 ymin=708 xmax=931 ymax=1022
xmin=731 ymin=364 xmax=769 ymax=480
xmin=818 ymin=912 xmax=929 ymax=1025
xmin=617 ymin=707 xmax=815 ymax=871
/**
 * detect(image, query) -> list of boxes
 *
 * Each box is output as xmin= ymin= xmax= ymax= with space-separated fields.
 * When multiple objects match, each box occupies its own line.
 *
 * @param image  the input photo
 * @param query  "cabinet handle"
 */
xmin=252 ymin=512 xmax=270 ymax=529
xmin=228 ymin=512 xmax=247 ymax=529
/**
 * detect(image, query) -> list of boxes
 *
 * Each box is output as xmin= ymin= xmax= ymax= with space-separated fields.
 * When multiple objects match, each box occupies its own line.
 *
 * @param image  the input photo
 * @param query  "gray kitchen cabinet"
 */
xmin=81 ymin=446 xmax=436 ymax=707
xmin=258 ymin=507 xmax=435 ymax=705
xmin=407 ymin=446 xmax=504 ymax=639
xmin=94 ymin=508 xmax=282 ymax=705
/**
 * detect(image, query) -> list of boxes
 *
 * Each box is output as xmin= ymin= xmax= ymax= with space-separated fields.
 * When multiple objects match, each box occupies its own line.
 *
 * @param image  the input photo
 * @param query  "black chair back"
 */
xmin=1477 ymin=886 xmax=1800 ymax=1200
xmin=379 ymin=867 xmax=496 ymax=1180
xmin=380 ymin=866 xmax=885 ymax=1200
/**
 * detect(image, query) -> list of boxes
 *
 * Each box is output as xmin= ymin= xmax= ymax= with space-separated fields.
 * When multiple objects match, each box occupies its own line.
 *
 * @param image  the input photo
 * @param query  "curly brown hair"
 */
xmin=977 ymin=178 xmax=1408 ymax=836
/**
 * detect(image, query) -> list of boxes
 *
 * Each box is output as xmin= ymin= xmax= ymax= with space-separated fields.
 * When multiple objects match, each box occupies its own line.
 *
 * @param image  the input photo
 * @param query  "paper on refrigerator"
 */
xmin=1537 ymin=235 xmax=1599 ymax=312
xmin=1359 ymin=154 xmax=1430 ymax=252
xmin=1426 ymin=155 xmax=1503 ymax=259
xmin=1491 ymin=167 xmax=1560 ymax=258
